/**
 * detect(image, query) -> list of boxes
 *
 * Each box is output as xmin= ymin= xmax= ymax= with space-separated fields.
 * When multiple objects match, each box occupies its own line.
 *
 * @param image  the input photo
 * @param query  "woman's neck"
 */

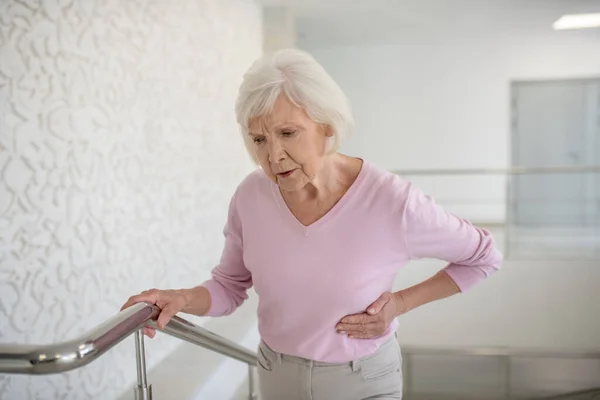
xmin=282 ymin=154 xmax=362 ymax=205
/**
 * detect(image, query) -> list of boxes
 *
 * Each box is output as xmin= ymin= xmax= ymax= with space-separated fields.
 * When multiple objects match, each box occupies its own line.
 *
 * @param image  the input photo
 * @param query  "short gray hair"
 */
xmin=235 ymin=48 xmax=354 ymax=163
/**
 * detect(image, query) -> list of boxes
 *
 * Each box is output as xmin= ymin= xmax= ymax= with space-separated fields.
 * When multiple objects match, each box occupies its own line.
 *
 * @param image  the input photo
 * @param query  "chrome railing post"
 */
xmin=248 ymin=364 xmax=257 ymax=400
xmin=134 ymin=329 xmax=152 ymax=400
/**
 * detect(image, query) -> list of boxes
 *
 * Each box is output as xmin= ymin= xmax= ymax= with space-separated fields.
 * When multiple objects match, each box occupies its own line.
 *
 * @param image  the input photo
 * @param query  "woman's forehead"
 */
xmin=248 ymin=105 xmax=308 ymax=133
xmin=248 ymin=120 xmax=301 ymax=136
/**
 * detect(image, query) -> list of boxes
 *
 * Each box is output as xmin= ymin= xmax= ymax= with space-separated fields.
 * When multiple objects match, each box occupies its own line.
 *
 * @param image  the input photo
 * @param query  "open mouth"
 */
xmin=277 ymin=169 xmax=295 ymax=178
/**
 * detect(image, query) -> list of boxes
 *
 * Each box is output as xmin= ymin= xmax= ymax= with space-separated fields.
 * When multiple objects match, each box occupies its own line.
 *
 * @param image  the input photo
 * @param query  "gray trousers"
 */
xmin=257 ymin=337 xmax=403 ymax=400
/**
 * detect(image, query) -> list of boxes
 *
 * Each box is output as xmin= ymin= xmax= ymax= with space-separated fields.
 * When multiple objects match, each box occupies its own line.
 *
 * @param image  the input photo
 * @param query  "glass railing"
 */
xmin=394 ymin=166 xmax=600 ymax=260
xmin=401 ymin=345 xmax=600 ymax=399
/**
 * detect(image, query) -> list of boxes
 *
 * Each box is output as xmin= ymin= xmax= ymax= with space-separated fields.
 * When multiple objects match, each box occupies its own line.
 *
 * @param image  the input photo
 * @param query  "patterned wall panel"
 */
xmin=0 ymin=0 xmax=261 ymax=398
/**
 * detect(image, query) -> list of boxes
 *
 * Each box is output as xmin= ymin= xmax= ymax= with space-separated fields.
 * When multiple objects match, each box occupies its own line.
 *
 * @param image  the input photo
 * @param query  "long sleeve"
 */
xmin=201 ymin=190 xmax=253 ymax=316
xmin=402 ymin=184 xmax=503 ymax=292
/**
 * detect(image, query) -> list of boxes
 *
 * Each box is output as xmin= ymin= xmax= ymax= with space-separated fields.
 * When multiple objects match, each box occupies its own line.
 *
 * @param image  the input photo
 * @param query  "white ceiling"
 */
xmin=257 ymin=0 xmax=600 ymax=46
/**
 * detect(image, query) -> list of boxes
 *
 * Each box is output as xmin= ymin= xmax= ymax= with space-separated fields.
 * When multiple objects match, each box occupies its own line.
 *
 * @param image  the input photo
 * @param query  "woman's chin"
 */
xmin=277 ymin=177 xmax=308 ymax=192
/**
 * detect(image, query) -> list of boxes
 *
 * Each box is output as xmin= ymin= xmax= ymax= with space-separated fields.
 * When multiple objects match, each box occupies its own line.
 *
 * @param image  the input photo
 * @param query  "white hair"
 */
xmin=235 ymin=48 xmax=354 ymax=163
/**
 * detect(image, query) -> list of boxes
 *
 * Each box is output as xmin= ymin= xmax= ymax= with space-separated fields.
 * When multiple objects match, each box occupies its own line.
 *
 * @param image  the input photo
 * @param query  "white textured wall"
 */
xmin=0 ymin=0 xmax=261 ymax=399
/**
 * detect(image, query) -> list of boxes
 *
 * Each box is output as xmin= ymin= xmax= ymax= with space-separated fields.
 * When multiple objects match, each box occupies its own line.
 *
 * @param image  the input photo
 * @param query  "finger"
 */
xmin=121 ymin=296 xmax=147 ymax=311
xmin=120 ymin=297 xmax=136 ymax=311
xmin=339 ymin=313 xmax=377 ymax=325
xmin=336 ymin=319 xmax=376 ymax=332
xmin=156 ymin=304 xmax=178 ymax=329
xmin=336 ymin=321 xmax=379 ymax=333
xmin=341 ymin=325 xmax=373 ymax=337
xmin=143 ymin=323 xmax=155 ymax=332
xmin=336 ymin=323 xmax=360 ymax=332
xmin=143 ymin=327 xmax=156 ymax=338
xmin=338 ymin=328 xmax=365 ymax=336
xmin=120 ymin=291 xmax=159 ymax=311
xmin=347 ymin=332 xmax=376 ymax=339
xmin=367 ymin=295 xmax=391 ymax=315
xmin=344 ymin=323 xmax=386 ymax=338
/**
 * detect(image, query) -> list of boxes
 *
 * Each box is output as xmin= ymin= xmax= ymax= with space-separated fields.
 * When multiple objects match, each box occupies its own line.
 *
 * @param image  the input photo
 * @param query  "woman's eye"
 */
xmin=253 ymin=137 xmax=265 ymax=144
xmin=281 ymin=130 xmax=295 ymax=137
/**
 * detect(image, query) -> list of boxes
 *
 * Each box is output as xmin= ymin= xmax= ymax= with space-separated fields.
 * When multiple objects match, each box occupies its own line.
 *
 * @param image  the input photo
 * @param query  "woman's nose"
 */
xmin=268 ymin=139 xmax=286 ymax=163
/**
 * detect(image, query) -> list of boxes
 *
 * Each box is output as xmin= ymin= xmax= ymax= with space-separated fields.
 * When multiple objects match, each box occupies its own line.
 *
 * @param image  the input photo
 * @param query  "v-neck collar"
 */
xmin=270 ymin=160 xmax=368 ymax=235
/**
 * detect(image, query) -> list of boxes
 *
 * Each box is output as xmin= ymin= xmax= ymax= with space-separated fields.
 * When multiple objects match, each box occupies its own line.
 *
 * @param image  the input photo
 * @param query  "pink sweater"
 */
xmin=202 ymin=161 xmax=502 ymax=362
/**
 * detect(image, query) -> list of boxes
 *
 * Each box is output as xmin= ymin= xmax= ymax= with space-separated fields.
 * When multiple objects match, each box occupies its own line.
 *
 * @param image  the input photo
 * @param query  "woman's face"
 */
xmin=248 ymin=96 xmax=331 ymax=192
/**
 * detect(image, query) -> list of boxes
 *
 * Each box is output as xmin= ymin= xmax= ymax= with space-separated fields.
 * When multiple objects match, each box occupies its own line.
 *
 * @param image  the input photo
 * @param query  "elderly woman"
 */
xmin=122 ymin=49 xmax=502 ymax=400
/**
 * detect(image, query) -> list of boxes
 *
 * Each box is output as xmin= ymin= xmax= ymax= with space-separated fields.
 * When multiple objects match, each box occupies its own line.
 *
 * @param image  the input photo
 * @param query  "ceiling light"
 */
xmin=553 ymin=13 xmax=600 ymax=30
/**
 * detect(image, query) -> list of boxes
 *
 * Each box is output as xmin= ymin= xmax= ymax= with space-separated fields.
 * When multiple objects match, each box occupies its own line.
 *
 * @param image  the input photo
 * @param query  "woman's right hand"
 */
xmin=120 ymin=289 xmax=189 ymax=338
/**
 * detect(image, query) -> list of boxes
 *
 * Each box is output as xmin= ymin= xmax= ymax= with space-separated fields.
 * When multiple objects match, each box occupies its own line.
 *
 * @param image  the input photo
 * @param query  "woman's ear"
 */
xmin=323 ymin=125 xmax=334 ymax=137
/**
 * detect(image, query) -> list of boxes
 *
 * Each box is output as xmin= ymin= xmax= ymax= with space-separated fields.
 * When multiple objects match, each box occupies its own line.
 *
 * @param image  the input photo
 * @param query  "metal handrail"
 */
xmin=2 ymin=304 xmax=599 ymax=399
xmin=0 ymin=302 xmax=257 ymax=375
xmin=393 ymin=165 xmax=600 ymax=176
xmin=147 ymin=316 xmax=257 ymax=365
xmin=400 ymin=345 xmax=600 ymax=359
xmin=0 ymin=303 xmax=159 ymax=375
xmin=0 ymin=302 xmax=259 ymax=399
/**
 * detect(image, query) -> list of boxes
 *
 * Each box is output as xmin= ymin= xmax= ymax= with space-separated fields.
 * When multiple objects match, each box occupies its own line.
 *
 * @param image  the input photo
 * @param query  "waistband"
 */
xmin=259 ymin=334 xmax=398 ymax=371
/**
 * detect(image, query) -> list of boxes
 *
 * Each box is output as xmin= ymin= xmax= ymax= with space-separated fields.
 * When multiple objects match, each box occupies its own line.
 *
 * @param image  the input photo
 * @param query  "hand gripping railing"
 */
xmin=0 ymin=302 xmax=258 ymax=400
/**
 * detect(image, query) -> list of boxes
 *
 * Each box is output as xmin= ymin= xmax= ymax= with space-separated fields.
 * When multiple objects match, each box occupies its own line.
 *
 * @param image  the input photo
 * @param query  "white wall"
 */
xmin=0 ymin=0 xmax=261 ymax=399
xmin=263 ymin=6 xmax=297 ymax=52
xmin=302 ymin=32 xmax=600 ymax=223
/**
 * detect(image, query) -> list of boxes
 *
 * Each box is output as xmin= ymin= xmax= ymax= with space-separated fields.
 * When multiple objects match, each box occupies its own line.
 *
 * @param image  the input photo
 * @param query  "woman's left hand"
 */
xmin=336 ymin=292 xmax=406 ymax=339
